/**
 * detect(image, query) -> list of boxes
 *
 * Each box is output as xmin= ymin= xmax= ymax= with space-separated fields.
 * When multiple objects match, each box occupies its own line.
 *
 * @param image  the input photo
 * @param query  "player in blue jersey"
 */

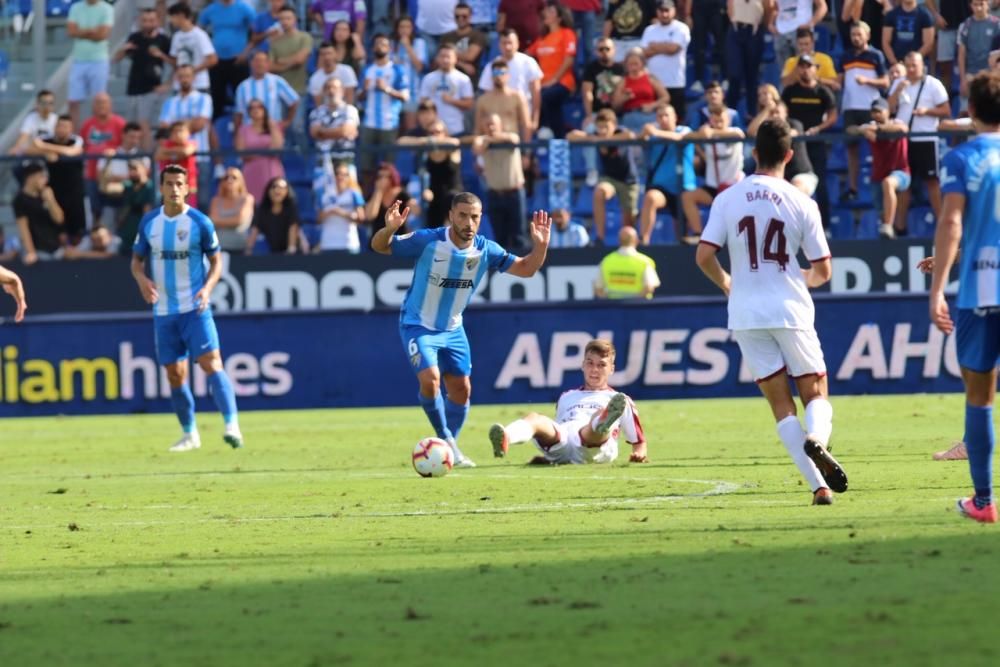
xmin=0 ymin=264 xmax=26 ymax=323
xmin=372 ymin=193 xmax=551 ymax=466
xmin=930 ymin=70 xmax=1000 ymax=523
xmin=131 ymin=165 xmax=243 ymax=453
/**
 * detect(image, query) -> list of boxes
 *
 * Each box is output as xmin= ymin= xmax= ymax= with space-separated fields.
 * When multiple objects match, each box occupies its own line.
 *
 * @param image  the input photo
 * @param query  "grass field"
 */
xmin=1 ymin=393 xmax=997 ymax=666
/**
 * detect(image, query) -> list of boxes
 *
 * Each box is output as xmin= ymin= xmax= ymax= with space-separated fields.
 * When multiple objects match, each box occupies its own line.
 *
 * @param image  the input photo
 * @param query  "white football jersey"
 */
xmin=556 ymin=387 xmax=644 ymax=462
xmin=700 ymin=174 xmax=830 ymax=331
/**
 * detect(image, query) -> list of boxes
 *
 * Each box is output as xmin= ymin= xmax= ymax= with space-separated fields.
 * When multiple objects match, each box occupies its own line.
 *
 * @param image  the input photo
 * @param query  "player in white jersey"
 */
xmin=0 ymin=264 xmax=26 ymax=323
xmin=696 ymin=118 xmax=847 ymax=506
xmin=488 ymin=340 xmax=648 ymax=465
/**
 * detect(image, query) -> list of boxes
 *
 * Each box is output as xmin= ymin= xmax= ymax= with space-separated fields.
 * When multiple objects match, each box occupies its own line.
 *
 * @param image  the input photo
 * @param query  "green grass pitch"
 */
xmin=1 ymin=394 xmax=997 ymax=666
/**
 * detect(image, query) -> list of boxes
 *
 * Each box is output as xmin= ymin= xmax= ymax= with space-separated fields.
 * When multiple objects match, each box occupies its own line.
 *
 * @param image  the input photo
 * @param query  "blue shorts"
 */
xmin=957 ymin=308 xmax=1000 ymax=373
xmin=399 ymin=324 xmax=471 ymax=376
xmin=154 ymin=309 xmax=220 ymax=366
xmin=68 ymin=61 xmax=110 ymax=103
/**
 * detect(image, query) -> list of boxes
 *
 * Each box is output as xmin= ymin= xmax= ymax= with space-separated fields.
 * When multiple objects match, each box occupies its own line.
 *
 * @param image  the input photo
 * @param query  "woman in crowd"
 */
xmin=210 ymin=167 xmax=256 ymax=252
xmin=331 ymin=19 xmax=366 ymax=77
xmin=365 ymin=162 xmax=417 ymax=242
xmin=527 ymin=1 xmax=578 ymax=138
xmin=235 ymin=99 xmax=285 ymax=202
xmin=317 ymin=162 xmax=365 ymax=253
xmin=612 ymin=48 xmax=670 ymax=133
xmin=245 ymin=177 xmax=302 ymax=255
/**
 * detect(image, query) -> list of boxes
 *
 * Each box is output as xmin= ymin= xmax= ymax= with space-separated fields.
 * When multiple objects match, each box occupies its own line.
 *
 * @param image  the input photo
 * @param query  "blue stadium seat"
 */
xmin=46 ymin=0 xmax=73 ymax=17
xmin=907 ymin=206 xmax=936 ymax=238
xmin=570 ymin=144 xmax=588 ymax=179
xmin=857 ymin=210 xmax=881 ymax=240
xmin=650 ymin=213 xmax=677 ymax=245
xmin=283 ymin=153 xmax=310 ymax=184
xmin=825 ymin=173 xmax=841 ymax=204
xmin=530 ymin=179 xmax=549 ymax=212
xmin=828 ymin=143 xmax=847 ymax=173
xmin=814 ymin=25 xmax=833 ymax=54
xmin=251 ymin=235 xmax=271 ymax=255
xmin=573 ymin=184 xmax=594 ymax=217
xmin=301 ymin=223 xmax=321 ymax=248
xmin=562 ymin=98 xmax=584 ymax=130
xmin=828 ymin=208 xmax=855 ymax=240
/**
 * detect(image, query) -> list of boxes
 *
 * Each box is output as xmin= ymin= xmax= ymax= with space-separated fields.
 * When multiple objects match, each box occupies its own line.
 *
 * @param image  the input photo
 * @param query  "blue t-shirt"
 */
xmin=393 ymin=227 xmax=515 ymax=331
xmin=885 ymin=6 xmax=934 ymax=60
xmin=252 ymin=10 xmax=280 ymax=52
xmin=940 ymin=133 xmax=1000 ymax=309
xmin=199 ymin=1 xmax=256 ymax=59
xmin=648 ymin=125 xmax=696 ymax=194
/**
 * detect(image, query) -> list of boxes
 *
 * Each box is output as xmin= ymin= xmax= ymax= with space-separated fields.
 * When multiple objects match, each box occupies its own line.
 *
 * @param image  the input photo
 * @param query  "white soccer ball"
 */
xmin=412 ymin=437 xmax=454 ymax=478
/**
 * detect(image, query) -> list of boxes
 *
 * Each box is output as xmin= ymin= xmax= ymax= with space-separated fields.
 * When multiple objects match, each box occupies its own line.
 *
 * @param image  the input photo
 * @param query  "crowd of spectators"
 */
xmin=7 ymin=0 xmax=1000 ymax=264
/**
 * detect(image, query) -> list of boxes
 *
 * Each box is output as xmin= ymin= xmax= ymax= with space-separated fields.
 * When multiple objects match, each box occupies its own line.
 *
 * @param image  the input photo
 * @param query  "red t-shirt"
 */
xmin=623 ymin=73 xmax=656 ymax=112
xmin=159 ymin=139 xmax=199 ymax=191
xmin=498 ymin=0 xmax=546 ymax=48
xmin=561 ymin=0 xmax=602 ymax=9
xmin=869 ymin=135 xmax=909 ymax=182
xmin=79 ymin=114 xmax=126 ymax=181
xmin=526 ymin=27 xmax=578 ymax=92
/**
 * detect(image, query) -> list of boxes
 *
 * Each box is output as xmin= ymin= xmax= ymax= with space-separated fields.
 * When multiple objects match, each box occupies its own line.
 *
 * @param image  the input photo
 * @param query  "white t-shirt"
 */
xmin=704 ymin=140 xmax=745 ymax=188
xmin=170 ymin=26 xmax=217 ymax=91
xmin=19 ymin=111 xmax=57 ymax=141
xmin=419 ymin=68 xmax=474 ymax=135
xmin=640 ymin=20 xmax=690 ymax=89
xmin=889 ymin=75 xmax=950 ymax=142
xmin=776 ymin=0 xmax=814 ymax=35
xmin=308 ymin=65 xmax=359 ymax=100
xmin=416 ymin=0 xmax=458 ymax=36
xmin=701 ymin=174 xmax=830 ymax=331
xmin=555 ymin=388 xmax=644 ymax=463
xmin=478 ymin=52 xmax=543 ymax=108
xmin=319 ymin=186 xmax=365 ymax=252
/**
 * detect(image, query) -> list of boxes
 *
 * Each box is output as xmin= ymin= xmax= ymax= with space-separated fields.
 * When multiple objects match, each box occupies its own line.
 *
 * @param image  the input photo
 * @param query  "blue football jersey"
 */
xmin=941 ymin=134 xmax=1000 ymax=309
xmin=393 ymin=227 xmax=515 ymax=331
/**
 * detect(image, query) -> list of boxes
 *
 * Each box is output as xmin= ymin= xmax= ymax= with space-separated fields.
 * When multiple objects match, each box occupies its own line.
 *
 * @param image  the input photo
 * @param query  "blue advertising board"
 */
xmin=0 ymin=294 xmax=961 ymax=417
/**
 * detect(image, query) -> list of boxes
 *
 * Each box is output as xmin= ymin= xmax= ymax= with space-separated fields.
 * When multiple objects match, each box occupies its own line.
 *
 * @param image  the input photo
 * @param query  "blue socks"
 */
xmin=445 ymin=400 xmax=469 ymax=440
xmin=965 ymin=404 xmax=995 ymax=508
xmin=207 ymin=371 xmax=239 ymax=426
xmin=170 ymin=385 xmax=195 ymax=434
xmin=419 ymin=392 xmax=453 ymax=441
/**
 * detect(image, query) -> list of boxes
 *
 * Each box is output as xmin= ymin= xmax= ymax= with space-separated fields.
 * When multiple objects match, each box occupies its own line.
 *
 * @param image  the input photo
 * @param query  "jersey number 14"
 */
xmin=738 ymin=216 xmax=789 ymax=272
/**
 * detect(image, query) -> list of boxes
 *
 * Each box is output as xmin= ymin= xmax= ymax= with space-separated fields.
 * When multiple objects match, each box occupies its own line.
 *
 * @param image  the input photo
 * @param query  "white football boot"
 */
xmin=223 ymin=423 xmax=244 ymax=449
xmin=169 ymin=432 xmax=202 ymax=452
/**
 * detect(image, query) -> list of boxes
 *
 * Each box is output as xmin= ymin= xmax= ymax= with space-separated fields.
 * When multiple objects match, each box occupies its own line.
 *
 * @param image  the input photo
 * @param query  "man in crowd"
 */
xmin=114 ymin=7 xmax=171 ymax=150
xmin=234 ymin=50 xmax=300 ymax=130
xmin=268 ymin=5 xmax=314 ymax=94
xmin=440 ymin=2 xmax=489 ymax=81
xmin=604 ymin=0 xmax=657 ymax=62
xmin=13 ymin=163 xmax=65 ymax=265
xmin=548 ymin=207 xmax=590 ymax=248
xmin=310 ymin=78 xmax=360 ymax=168
xmin=473 ymin=112 xmax=526 ymax=251
xmin=771 ymin=0 xmax=828 ymax=63
xmin=360 ymin=34 xmax=409 ymax=188
xmin=66 ymin=0 xmax=114 ymax=128
xmin=419 ymin=44 xmax=475 ymax=136
xmin=780 ymin=27 xmax=840 ymax=91
xmin=479 ymin=29 xmax=543 ymax=132
xmin=79 ymin=93 xmax=126 ymax=229
xmin=640 ymin=104 xmax=694 ymax=245
xmin=642 ymin=0 xmax=691 ymax=122
xmin=161 ymin=2 xmax=217 ymax=94
xmin=474 ymin=59 xmax=532 ymax=143
xmin=882 ymin=0 xmax=935 ymax=67
xmin=581 ymin=37 xmax=625 ymax=186
xmin=159 ymin=65 xmax=214 ymax=207
xmin=9 ymin=90 xmax=57 ymax=156
xmin=308 ymin=40 xmax=359 ymax=106
xmin=29 ymin=116 xmax=86 ymax=244
xmin=839 ymin=20 xmax=888 ymax=201
xmin=198 ymin=0 xmax=256 ymax=120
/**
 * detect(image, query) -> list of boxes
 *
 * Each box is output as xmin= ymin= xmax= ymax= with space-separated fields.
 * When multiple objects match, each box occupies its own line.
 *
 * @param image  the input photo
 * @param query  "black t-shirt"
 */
xmin=781 ymin=82 xmax=836 ymax=131
xmin=583 ymin=61 xmax=626 ymax=114
xmin=940 ymin=1 xmax=971 ymax=28
xmin=599 ymin=130 xmax=637 ymax=184
xmin=785 ymin=119 xmax=814 ymax=179
xmin=124 ymin=30 xmax=172 ymax=96
xmin=40 ymin=135 xmax=86 ymax=238
xmin=606 ymin=0 xmax=658 ymax=40
xmin=13 ymin=190 xmax=62 ymax=253
xmin=252 ymin=202 xmax=300 ymax=253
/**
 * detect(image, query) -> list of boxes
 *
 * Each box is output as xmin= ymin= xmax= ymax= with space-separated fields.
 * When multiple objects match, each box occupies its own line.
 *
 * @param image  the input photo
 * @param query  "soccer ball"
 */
xmin=412 ymin=437 xmax=454 ymax=478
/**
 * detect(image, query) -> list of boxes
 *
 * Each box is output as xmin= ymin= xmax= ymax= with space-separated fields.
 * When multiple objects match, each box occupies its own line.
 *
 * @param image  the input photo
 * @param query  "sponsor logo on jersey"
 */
xmin=160 ymin=250 xmax=190 ymax=260
xmin=439 ymin=277 xmax=474 ymax=289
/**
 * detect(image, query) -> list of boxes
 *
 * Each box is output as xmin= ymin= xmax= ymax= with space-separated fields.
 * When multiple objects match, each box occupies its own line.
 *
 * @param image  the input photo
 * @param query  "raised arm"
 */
xmin=371 ymin=200 xmax=410 ymax=255
xmin=506 ymin=210 xmax=551 ymax=277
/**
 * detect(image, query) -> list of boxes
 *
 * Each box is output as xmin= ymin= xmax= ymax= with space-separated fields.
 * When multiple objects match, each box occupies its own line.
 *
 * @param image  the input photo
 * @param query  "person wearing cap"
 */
xmin=848 ymin=97 xmax=910 ymax=238
xmin=641 ymin=1 xmax=691 ymax=122
xmin=839 ymin=20 xmax=888 ymax=202
xmin=780 ymin=27 xmax=840 ymax=91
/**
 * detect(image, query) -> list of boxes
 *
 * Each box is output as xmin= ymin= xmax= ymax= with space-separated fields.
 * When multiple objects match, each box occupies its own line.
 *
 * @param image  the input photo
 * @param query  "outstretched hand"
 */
xmin=917 ymin=256 xmax=934 ymax=275
xmin=529 ymin=210 xmax=551 ymax=247
xmin=385 ymin=200 xmax=410 ymax=232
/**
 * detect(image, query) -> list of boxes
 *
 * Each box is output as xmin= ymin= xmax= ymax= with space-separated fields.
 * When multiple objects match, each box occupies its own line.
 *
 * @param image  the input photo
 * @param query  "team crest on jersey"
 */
xmin=465 ymin=257 xmax=478 ymax=271
xmin=177 ymin=229 xmax=189 ymax=242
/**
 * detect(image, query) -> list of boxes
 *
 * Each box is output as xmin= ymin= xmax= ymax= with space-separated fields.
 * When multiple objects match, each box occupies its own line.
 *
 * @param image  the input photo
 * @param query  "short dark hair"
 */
xmin=491 ymin=58 xmax=508 ymax=70
xmin=969 ymin=70 xmax=1000 ymax=125
xmin=278 ymin=4 xmax=296 ymax=15
xmin=705 ymin=80 xmax=722 ymax=92
xmin=168 ymin=120 xmax=188 ymax=134
xmin=437 ymin=43 xmax=457 ymax=54
xmin=124 ymin=121 xmax=142 ymax=133
xmin=56 ymin=114 xmax=72 ymax=124
xmin=319 ymin=40 xmax=335 ymax=50
xmin=595 ymin=108 xmax=617 ymax=124
xmin=417 ymin=99 xmax=437 ymax=112
xmin=167 ymin=2 xmax=192 ymax=18
xmin=372 ymin=32 xmax=390 ymax=43
xmin=21 ymin=162 xmax=45 ymax=180
xmin=451 ymin=192 xmax=482 ymax=209
xmin=455 ymin=2 xmax=471 ymax=9
xmin=37 ymin=89 xmax=53 ymax=100
xmin=795 ymin=27 xmax=814 ymax=40
xmin=755 ymin=119 xmax=794 ymax=170
xmin=160 ymin=164 xmax=188 ymax=185
xmin=499 ymin=28 xmax=518 ymax=39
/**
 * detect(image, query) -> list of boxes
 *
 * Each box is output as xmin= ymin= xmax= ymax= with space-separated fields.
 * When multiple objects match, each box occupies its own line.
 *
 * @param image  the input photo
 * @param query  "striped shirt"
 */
xmin=159 ymin=91 xmax=213 ymax=159
xmin=393 ymin=227 xmax=515 ymax=331
xmin=234 ymin=73 xmax=299 ymax=121
xmin=309 ymin=101 xmax=360 ymax=158
xmin=362 ymin=61 xmax=409 ymax=130
xmin=391 ymin=37 xmax=428 ymax=108
xmin=133 ymin=205 xmax=221 ymax=317
xmin=549 ymin=222 xmax=590 ymax=248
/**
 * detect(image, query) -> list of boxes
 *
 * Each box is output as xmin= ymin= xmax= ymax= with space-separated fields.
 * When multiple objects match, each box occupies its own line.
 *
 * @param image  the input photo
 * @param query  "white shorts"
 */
xmin=68 ymin=61 xmax=109 ymax=102
xmin=535 ymin=419 xmax=619 ymax=464
xmin=733 ymin=328 xmax=827 ymax=383
xmin=937 ymin=29 xmax=957 ymax=62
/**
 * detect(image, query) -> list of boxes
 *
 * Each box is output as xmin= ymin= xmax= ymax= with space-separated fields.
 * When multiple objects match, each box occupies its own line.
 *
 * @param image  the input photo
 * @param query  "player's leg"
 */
xmin=579 ymin=393 xmax=628 ymax=445
xmin=437 ymin=327 xmax=476 ymax=466
xmin=187 ymin=310 xmax=242 ymax=448
xmin=402 ymin=325 xmax=456 ymax=447
xmin=157 ymin=315 xmax=200 ymax=451
xmin=639 ymin=188 xmax=666 ymax=245
xmin=489 ymin=412 xmax=560 ymax=458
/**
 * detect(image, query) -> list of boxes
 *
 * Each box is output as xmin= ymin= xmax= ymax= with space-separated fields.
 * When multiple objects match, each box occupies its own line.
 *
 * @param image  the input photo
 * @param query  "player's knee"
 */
xmin=165 ymin=365 xmax=187 ymax=387
xmin=196 ymin=352 xmax=223 ymax=375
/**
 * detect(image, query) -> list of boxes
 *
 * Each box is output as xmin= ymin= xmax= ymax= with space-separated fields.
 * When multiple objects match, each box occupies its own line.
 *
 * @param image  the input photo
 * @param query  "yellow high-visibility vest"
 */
xmin=600 ymin=251 xmax=656 ymax=299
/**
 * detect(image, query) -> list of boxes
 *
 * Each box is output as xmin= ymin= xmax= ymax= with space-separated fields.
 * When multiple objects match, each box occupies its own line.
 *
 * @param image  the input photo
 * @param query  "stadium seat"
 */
xmin=828 ymin=208 xmax=855 ymax=240
xmin=650 ymin=213 xmax=677 ymax=245
xmin=857 ymin=210 xmax=881 ymax=240
xmin=283 ymin=153 xmax=310 ymax=184
xmin=907 ymin=207 xmax=936 ymax=238
xmin=46 ymin=0 xmax=73 ymax=16
xmin=251 ymin=235 xmax=270 ymax=256
xmin=301 ymin=223 xmax=321 ymax=248
xmin=573 ymin=184 xmax=594 ymax=217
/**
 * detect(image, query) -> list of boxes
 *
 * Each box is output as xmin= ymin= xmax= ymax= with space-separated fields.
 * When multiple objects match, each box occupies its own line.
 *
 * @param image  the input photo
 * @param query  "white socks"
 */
xmin=804 ymin=398 xmax=833 ymax=447
xmin=504 ymin=419 xmax=535 ymax=444
xmin=776 ymin=415 xmax=825 ymax=492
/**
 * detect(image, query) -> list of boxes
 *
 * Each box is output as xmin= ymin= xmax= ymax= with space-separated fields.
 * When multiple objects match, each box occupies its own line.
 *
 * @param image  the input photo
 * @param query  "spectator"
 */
xmin=96 ymin=122 xmax=146 ymax=229
xmin=780 ymin=28 xmax=841 ymax=91
xmin=330 ymin=19 xmax=367 ymax=77
xmin=116 ymin=159 xmax=156 ymax=253
xmin=498 ymin=0 xmax=545 ymax=50
xmin=474 ymin=59 xmax=532 ymax=141
xmin=63 ymin=227 xmax=121 ymax=260
xmin=725 ymin=0 xmax=770 ymax=115
xmin=309 ymin=41 xmax=360 ymax=106
xmin=404 ymin=99 xmax=441 ymax=139
xmin=771 ymin=0 xmax=828 ymax=64
xmin=13 ymin=163 xmax=65 ymax=265
xmin=198 ymin=0 xmax=256 ymax=121
xmin=474 ymin=112 xmax=527 ymax=250
xmin=882 ymin=0 xmax=935 ymax=67
xmin=156 ymin=121 xmax=199 ymax=206
xmin=888 ymin=51 xmax=950 ymax=226
xmin=210 ymin=167 xmax=256 ymax=252
xmin=234 ymin=50 xmax=300 ymax=130
xmin=440 ymin=3 xmax=489 ymax=81
xmin=159 ymin=65 xmax=213 ymax=204
xmin=398 ymin=121 xmax=463 ymax=228
xmin=959 ymin=1 xmax=999 ymax=103
xmin=781 ymin=53 xmax=838 ymax=227
xmin=581 ymin=38 xmax=626 ymax=186
xmin=80 ymin=93 xmax=126 ymax=229
xmin=611 ymin=48 xmax=670 ymax=133
xmin=360 ymin=33 xmax=409 ymax=186
xmin=29 ymin=116 xmax=86 ymax=244
xmin=479 ymin=29 xmax=543 ymax=132
xmin=594 ymin=227 xmax=661 ymax=298
xmin=113 ymin=8 xmax=171 ymax=151
xmin=567 ymin=109 xmax=638 ymax=244
xmin=927 ymin=0 xmax=972 ymax=94
xmin=269 ymin=6 xmax=314 ymax=93
xmin=310 ymin=0 xmax=366 ymax=44
xmin=9 ymin=90 xmax=57 ymax=156
xmin=695 ymin=80 xmax=742 ymax=129
xmin=391 ymin=16 xmax=429 ymax=131
xmin=250 ymin=0 xmax=285 ymax=53
xmin=246 ymin=177 xmax=302 ymax=254
xmin=639 ymin=104 xmax=695 ymax=244
xmin=236 ymin=99 xmax=286 ymax=202
xmin=688 ymin=0 xmax=726 ymax=90
xmin=681 ymin=105 xmax=745 ymax=241
xmin=419 ymin=44 xmax=475 ymax=136
xmin=842 ymin=0 xmax=889 ymax=51
xmin=642 ymin=1 xmax=691 ymax=122
xmin=604 ymin=0 xmax=658 ymax=63
xmin=749 ymin=91 xmax=819 ymax=196
xmin=365 ymin=163 xmax=415 ymax=241
xmin=418 ymin=0 xmax=459 ymax=54
xmin=840 ymin=20 xmax=888 ymax=200
xmin=563 ymin=0 xmax=604 ymax=69
xmin=317 ymin=162 xmax=365 ymax=252
xmin=162 ymin=3 xmax=218 ymax=93
xmin=527 ymin=2 xmax=578 ymax=138
xmin=66 ymin=0 xmax=114 ymax=128
xmin=548 ymin=207 xmax=591 ymax=248
xmin=850 ymin=97 xmax=910 ymax=238
xmin=309 ymin=78 xmax=360 ymax=172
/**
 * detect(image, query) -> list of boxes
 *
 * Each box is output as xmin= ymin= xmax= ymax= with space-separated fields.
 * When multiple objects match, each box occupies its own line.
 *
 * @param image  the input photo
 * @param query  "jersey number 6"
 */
xmin=737 ymin=216 xmax=790 ymax=272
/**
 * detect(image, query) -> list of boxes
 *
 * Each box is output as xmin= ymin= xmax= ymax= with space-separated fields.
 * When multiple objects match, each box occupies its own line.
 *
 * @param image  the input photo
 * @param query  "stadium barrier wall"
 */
xmin=3 ymin=239 xmax=945 ymax=317
xmin=0 ymin=293 xmax=961 ymax=417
